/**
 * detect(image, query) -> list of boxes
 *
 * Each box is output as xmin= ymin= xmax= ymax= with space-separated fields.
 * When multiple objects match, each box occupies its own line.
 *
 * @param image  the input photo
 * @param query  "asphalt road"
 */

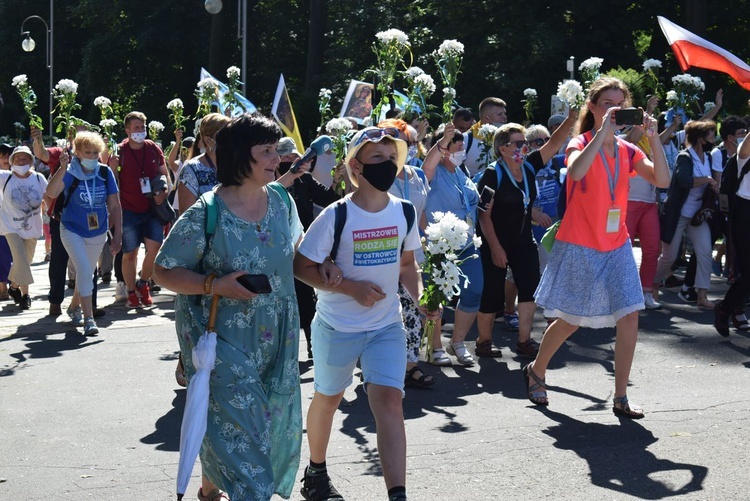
xmin=1 ymin=241 xmax=749 ymax=500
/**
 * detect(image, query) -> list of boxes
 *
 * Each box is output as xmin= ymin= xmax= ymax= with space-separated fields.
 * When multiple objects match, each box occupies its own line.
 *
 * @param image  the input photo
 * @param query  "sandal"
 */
xmin=515 ymin=339 xmax=540 ymax=358
xmin=446 ymin=341 xmax=475 ymax=366
xmin=613 ymin=395 xmax=644 ymax=419
xmin=175 ymin=368 xmax=187 ymax=387
xmin=732 ymin=312 xmax=750 ymax=331
xmin=405 ymin=366 xmax=435 ymax=388
xmin=522 ymin=364 xmax=548 ymax=406
xmin=197 ymin=487 xmax=230 ymax=501
xmin=475 ymin=339 xmax=502 ymax=358
xmin=428 ymin=349 xmax=452 ymax=366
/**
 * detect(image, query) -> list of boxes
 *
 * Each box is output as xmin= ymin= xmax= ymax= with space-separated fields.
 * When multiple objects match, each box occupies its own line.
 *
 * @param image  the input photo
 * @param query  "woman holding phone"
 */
xmin=474 ymin=112 xmax=576 ymax=358
xmin=154 ymin=113 xmax=305 ymax=500
xmin=524 ymin=77 xmax=669 ymax=418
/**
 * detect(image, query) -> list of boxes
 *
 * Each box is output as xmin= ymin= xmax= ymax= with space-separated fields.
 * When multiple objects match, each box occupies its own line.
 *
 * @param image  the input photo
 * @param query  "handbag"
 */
xmin=540 ymin=220 xmax=561 ymax=253
xmin=151 ymin=198 xmax=177 ymax=225
xmin=690 ymin=186 xmax=717 ymax=226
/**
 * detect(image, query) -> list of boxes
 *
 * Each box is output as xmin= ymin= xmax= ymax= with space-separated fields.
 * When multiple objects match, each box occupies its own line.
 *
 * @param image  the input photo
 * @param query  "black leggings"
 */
xmin=721 ymin=198 xmax=750 ymax=312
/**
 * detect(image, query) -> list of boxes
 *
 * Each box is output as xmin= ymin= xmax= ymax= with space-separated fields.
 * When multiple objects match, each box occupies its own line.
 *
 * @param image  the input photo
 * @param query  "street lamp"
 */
xmin=20 ymin=4 xmax=54 ymax=137
xmin=205 ymin=0 xmax=247 ymax=96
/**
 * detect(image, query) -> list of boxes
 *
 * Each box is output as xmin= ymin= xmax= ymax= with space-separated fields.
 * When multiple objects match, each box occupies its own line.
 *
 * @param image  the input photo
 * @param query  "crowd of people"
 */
xmin=1 ymin=73 xmax=748 ymax=501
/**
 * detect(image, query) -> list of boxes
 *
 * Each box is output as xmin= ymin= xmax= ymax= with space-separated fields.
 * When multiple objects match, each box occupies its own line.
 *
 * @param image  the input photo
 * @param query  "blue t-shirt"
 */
xmin=61 ymin=166 xmax=119 ymax=238
xmin=424 ymin=163 xmax=479 ymax=249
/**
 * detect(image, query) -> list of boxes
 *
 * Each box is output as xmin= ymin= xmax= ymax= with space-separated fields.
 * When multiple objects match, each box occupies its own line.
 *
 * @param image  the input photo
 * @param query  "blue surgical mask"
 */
xmin=80 ymin=158 xmax=99 ymax=171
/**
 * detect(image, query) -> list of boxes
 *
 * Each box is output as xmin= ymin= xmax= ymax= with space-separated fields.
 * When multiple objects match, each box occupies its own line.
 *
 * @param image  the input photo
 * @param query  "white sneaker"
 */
xmin=114 ymin=282 xmax=127 ymax=302
xmin=83 ymin=317 xmax=99 ymax=336
xmin=644 ymin=294 xmax=663 ymax=310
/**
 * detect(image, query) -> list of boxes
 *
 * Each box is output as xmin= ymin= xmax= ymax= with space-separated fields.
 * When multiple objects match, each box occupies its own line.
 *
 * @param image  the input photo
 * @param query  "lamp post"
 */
xmin=204 ymin=0 xmax=247 ymax=96
xmin=566 ymin=56 xmax=575 ymax=80
xmin=20 ymin=2 xmax=54 ymax=136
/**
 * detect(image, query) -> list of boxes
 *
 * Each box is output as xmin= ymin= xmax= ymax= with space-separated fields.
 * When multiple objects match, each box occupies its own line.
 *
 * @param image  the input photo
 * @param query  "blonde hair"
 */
xmin=200 ymin=112 xmax=232 ymax=139
xmin=73 ymin=131 xmax=106 ymax=156
xmin=576 ymin=77 xmax=631 ymax=135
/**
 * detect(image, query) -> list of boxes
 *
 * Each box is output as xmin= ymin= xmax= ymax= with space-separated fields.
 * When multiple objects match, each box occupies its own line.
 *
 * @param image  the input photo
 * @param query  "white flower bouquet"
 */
xmin=223 ymin=66 xmax=246 ymax=116
xmin=166 ymin=98 xmax=188 ymax=132
xmin=402 ymin=66 xmax=436 ymax=120
xmin=420 ymin=211 xmax=481 ymax=354
xmin=477 ymin=123 xmax=498 ymax=169
xmin=99 ymin=118 xmax=119 ymax=154
xmin=148 ymin=120 xmax=165 ymax=142
xmin=52 ymin=78 xmax=82 ymax=139
xmin=433 ymin=39 xmax=464 ymax=121
xmin=369 ymin=28 xmax=411 ymax=121
xmin=578 ymin=57 xmax=603 ymax=87
xmin=670 ymin=73 xmax=705 ymax=111
xmin=642 ymin=58 xmax=663 ymax=97
xmin=195 ymin=78 xmax=219 ymax=119
xmin=11 ymin=74 xmax=43 ymax=130
xmin=326 ymin=117 xmax=355 ymax=193
xmin=318 ymin=88 xmax=333 ymax=130
xmin=522 ymin=88 xmax=538 ymax=124
xmin=556 ymin=80 xmax=586 ymax=110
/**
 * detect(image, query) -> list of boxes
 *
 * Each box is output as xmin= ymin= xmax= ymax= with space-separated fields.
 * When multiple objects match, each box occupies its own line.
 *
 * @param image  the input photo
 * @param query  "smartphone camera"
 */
xmin=614 ymin=108 xmax=644 ymax=126
xmin=478 ymin=186 xmax=495 ymax=212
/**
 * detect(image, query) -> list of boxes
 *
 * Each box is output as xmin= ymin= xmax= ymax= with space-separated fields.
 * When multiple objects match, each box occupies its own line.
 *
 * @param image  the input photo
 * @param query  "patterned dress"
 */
xmin=155 ymin=185 xmax=303 ymax=500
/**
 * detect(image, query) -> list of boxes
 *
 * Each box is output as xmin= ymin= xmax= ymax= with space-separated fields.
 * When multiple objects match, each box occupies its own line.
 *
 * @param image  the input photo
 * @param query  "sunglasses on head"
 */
xmin=506 ymin=140 xmax=530 ymax=149
xmin=530 ymin=137 xmax=550 ymax=147
xmin=352 ymin=127 xmax=400 ymax=147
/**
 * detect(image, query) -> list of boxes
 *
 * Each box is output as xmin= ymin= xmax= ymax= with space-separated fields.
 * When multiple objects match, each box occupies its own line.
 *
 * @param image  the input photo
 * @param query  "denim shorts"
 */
xmin=122 ymin=209 xmax=164 ymax=253
xmin=311 ymin=316 xmax=407 ymax=395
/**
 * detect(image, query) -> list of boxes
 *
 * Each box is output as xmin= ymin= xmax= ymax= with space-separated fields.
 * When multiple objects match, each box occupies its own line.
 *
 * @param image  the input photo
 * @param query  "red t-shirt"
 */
xmin=117 ymin=139 xmax=165 ymax=213
xmin=40 ymin=146 xmax=63 ymax=217
xmin=556 ymin=132 xmax=645 ymax=252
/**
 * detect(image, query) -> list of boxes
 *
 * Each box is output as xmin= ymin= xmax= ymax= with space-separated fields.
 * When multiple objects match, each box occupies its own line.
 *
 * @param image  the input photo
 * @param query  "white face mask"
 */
xmin=449 ymin=150 xmax=466 ymax=165
xmin=11 ymin=164 xmax=31 ymax=176
xmin=130 ymin=131 xmax=147 ymax=143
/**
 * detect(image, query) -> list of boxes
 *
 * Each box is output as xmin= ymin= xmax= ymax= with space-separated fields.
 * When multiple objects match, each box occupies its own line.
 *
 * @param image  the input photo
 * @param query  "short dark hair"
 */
xmin=719 ymin=115 xmax=747 ymax=141
xmin=215 ymin=112 xmax=281 ymax=186
xmin=453 ymin=108 xmax=474 ymax=122
xmin=478 ymin=98 xmax=506 ymax=117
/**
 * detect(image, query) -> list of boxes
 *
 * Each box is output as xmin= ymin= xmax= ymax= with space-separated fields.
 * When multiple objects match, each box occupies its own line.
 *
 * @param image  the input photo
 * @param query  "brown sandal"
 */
xmin=516 ymin=339 xmax=540 ymax=358
xmin=198 ymin=487 xmax=230 ymax=501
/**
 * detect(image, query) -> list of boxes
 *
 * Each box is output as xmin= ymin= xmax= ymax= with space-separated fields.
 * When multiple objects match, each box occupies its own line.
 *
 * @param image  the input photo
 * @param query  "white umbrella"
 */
xmin=177 ymin=295 xmax=220 ymax=500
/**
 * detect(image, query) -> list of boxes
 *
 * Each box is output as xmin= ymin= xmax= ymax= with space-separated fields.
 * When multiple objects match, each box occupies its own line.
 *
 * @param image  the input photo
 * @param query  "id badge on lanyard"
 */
xmin=598 ymin=142 xmax=621 ymax=234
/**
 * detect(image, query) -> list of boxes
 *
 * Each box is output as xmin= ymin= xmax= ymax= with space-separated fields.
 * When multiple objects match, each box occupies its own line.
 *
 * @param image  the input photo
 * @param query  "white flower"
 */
xmin=413 ymin=74 xmax=436 ymax=94
xmin=472 ymin=235 xmax=482 ymax=248
xmin=437 ymin=39 xmax=464 ymax=57
xmin=578 ymin=57 xmax=603 ymax=71
xmin=149 ymin=121 xmax=165 ymax=133
xmin=672 ymin=73 xmax=705 ymax=92
xmin=167 ymin=98 xmax=184 ymax=111
xmin=55 ymin=79 xmax=78 ymax=94
xmin=642 ymin=59 xmax=662 ymax=71
xmin=55 ymin=139 xmax=67 ymax=148
xmin=325 ymin=118 xmax=353 ymax=136
xmin=556 ymin=80 xmax=585 ymax=108
xmin=14 ymin=121 xmax=25 ymax=129
xmin=227 ymin=66 xmax=241 ymax=79
xmin=524 ymin=88 xmax=537 ymax=98
xmin=319 ymin=88 xmax=332 ymax=98
xmin=443 ymin=87 xmax=456 ymax=99
xmin=666 ymin=90 xmax=678 ymax=102
xmin=405 ymin=66 xmax=425 ymax=79
xmin=197 ymin=78 xmax=218 ymax=90
xmin=100 ymin=118 xmax=117 ymax=129
xmin=12 ymin=74 xmax=28 ymax=87
xmin=375 ymin=29 xmax=409 ymax=46
xmin=703 ymin=101 xmax=715 ymax=112
xmin=478 ymin=124 xmax=498 ymax=141
xmin=94 ymin=96 xmax=111 ymax=108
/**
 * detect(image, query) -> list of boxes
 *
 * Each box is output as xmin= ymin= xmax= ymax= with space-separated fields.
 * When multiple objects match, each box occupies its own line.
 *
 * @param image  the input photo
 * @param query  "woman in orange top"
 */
xmin=523 ymin=77 xmax=670 ymax=418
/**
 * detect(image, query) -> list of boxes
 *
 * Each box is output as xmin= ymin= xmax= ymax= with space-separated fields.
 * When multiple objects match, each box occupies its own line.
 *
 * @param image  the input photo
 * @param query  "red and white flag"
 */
xmin=658 ymin=16 xmax=750 ymax=90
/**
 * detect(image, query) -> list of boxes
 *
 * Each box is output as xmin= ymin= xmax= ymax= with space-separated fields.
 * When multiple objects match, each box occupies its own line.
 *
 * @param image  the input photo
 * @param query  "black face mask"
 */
xmin=703 ymin=139 xmax=715 ymax=150
xmin=278 ymin=161 xmax=293 ymax=175
xmin=360 ymin=159 xmax=398 ymax=192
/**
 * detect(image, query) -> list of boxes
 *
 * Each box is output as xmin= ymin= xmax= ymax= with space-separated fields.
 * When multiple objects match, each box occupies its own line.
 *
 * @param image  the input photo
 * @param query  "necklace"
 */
xmin=233 ymin=186 xmax=267 ymax=231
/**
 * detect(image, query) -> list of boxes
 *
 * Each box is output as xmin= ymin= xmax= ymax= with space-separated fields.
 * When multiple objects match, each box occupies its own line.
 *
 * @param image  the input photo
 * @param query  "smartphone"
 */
xmin=236 ymin=274 xmax=272 ymax=294
xmin=477 ymin=185 xmax=495 ymax=212
xmin=615 ymin=108 xmax=644 ymax=126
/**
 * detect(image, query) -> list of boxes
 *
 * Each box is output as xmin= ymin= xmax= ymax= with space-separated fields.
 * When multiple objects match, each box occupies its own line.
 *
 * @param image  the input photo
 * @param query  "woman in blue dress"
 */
xmin=155 ymin=113 xmax=304 ymax=501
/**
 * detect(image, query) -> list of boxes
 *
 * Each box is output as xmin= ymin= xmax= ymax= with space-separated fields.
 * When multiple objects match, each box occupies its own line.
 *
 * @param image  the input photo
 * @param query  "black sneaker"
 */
xmin=300 ymin=467 xmax=345 ymax=501
xmin=678 ymin=288 xmax=698 ymax=303
xmin=20 ymin=294 xmax=31 ymax=310
xmin=8 ymin=286 xmax=22 ymax=305
xmin=148 ymin=279 xmax=161 ymax=293
xmin=663 ymin=275 xmax=684 ymax=288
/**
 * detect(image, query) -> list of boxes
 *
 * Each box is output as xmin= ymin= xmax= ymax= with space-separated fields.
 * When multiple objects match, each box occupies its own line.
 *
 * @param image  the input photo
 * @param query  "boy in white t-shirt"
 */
xmin=294 ymin=127 xmax=439 ymax=501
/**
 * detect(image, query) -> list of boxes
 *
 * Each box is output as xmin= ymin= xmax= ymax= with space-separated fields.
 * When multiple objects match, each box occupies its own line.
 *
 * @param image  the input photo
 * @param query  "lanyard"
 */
xmin=449 ymin=166 xmax=470 ymax=214
xmin=597 ymin=139 xmax=619 ymax=205
xmin=396 ymin=166 xmax=410 ymax=200
xmin=83 ymin=175 xmax=97 ymax=210
xmin=499 ymin=159 xmax=530 ymax=214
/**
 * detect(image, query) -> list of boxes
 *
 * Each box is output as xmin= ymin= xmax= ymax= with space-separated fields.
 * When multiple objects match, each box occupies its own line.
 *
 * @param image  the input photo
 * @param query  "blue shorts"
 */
xmin=122 ymin=209 xmax=164 ymax=253
xmin=455 ymin=248 xmax=483 ymax=313
xmin=311 ymin=316 xmax=407 ymax=395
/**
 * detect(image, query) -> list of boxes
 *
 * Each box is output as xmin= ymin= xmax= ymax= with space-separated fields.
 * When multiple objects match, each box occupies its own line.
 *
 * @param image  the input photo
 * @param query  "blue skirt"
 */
xmin=534 ymin=240 xmax=644 ymax=328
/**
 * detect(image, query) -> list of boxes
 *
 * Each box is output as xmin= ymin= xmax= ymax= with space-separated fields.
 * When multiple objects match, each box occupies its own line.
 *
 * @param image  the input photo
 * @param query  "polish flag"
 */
xmin=658 ymin=16 xmax=750 ymax=90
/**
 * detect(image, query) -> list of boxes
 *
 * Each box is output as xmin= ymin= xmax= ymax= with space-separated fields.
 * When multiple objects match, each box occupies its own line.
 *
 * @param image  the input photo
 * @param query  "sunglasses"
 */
xmin=506 ymin=140 xmax=530 ymax=149
xmin=352 ymin=127 xmax=400 ymax=147
xmin=530 ymin=137 xmax=550 ymax=147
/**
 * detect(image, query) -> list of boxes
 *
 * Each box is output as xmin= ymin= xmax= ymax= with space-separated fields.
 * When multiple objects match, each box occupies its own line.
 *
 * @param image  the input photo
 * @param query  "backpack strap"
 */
xmin=329 ymin=200 xmax=347 ymax=263
xmin=267 ymin=181 xmax=292 ymax=213
xmin=400 ymin=200 xmax=416 ymax=254
xmin=202 ymin=190 xmax=218 ymax=242
xmin=465 ymin=131 xmax=474 ymax=157
xmin=2 ymin=175 xmax=11 ymax=193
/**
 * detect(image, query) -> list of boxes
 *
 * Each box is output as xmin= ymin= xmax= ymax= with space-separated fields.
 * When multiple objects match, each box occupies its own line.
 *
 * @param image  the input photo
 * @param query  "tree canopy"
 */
xmin=2 ymin=0 xmax=748 ymax=145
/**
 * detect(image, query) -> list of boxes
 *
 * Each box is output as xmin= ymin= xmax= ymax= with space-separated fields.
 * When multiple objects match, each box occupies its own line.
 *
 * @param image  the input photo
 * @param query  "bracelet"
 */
xmin=437 ymin=143 xmax=449 ymax=153
xmin=210 ymin=278 xmax=216 ymax=296
xmin=204 ymin=273 xmax=217 ymax=295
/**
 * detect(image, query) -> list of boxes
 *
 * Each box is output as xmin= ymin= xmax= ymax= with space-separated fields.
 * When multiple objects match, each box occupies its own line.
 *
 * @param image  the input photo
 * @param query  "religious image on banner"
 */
xmin=272 ymin=74 xmax=305 ymax=152
xmin=340 ymin=80 xmax=374 ymax=124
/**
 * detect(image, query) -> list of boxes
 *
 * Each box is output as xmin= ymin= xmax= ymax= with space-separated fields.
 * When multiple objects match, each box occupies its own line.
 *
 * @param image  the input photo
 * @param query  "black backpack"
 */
xmin=720 ymin=154 xmax=750 ymax=213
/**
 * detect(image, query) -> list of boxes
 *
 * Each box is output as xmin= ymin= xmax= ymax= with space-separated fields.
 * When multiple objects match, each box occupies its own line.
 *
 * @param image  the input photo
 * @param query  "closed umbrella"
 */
xmin=176 ymin=294 xmax=220 ymax=500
